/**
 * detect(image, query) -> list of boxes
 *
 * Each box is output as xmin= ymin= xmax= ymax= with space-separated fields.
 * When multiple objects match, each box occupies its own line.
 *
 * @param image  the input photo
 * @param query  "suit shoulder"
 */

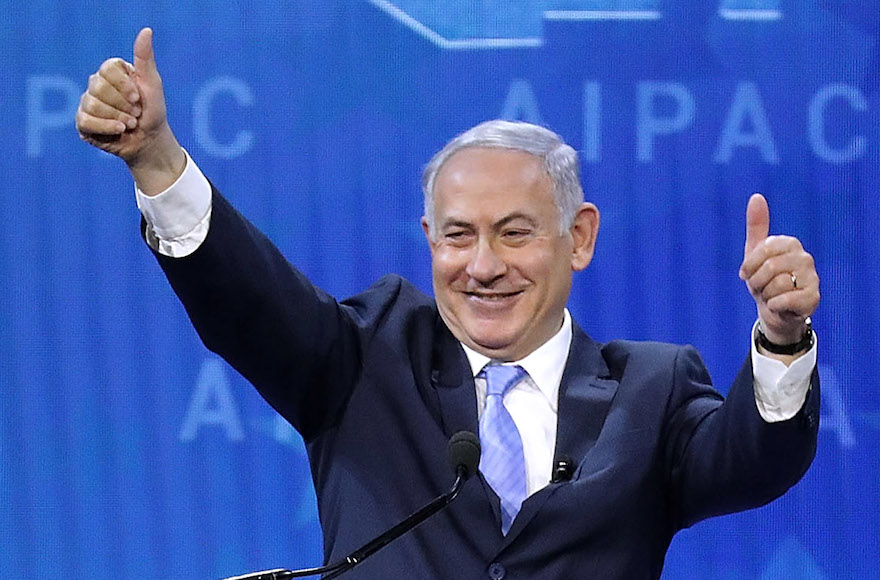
xmin=340 ymin=274 xmax=437 ymax=328
xmin=343 ymin=274 xmax=434 ymax=309
xmin=600 ymin=339 xmax=708 ymax=380
xmin=602 ymin=339 xmax=687 ymax=363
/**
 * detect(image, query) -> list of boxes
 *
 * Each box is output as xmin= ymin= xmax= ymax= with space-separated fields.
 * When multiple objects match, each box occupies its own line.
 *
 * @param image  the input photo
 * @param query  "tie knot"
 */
xmin=482 ymin=364 xmax=526 ymax=397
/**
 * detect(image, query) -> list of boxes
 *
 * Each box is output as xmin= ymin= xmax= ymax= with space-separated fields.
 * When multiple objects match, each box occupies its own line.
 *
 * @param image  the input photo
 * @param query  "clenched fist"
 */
xmin=76 ymin=28 xmax=184 ymax=195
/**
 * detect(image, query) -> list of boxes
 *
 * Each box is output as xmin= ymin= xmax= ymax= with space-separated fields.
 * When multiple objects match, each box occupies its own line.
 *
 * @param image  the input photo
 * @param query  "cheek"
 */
xmin=515 ymin=252 xmax=573 ymax=297
xmin=514 ymin=246 xmax=563 ymax=277
xmin=432 ymin=248 xmax=468 ymax=281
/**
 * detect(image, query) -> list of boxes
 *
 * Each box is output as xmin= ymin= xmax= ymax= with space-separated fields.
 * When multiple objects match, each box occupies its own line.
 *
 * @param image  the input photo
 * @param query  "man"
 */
xmin=76 ymin=29 xmax=820 ymax=578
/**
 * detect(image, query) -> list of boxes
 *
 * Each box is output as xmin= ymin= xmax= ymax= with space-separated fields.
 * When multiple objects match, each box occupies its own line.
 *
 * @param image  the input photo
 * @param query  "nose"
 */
xmin=466 ymin=238 xmax=506 ymax=283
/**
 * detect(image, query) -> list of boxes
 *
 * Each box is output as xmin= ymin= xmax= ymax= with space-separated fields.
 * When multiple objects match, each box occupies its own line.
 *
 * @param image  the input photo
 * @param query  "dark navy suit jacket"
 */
xmin=153 ymin=189 xmax=819 ymax=579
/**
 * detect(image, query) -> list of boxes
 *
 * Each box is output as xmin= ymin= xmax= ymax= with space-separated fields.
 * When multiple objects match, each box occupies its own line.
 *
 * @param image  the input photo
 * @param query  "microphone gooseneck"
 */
xmin=222 ymin=431 xmax=481 ymax=580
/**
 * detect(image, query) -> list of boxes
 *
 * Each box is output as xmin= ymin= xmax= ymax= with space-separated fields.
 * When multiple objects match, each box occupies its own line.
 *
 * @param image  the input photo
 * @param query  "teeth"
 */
xmin=470 ymin=292 xmax=516 ymax=300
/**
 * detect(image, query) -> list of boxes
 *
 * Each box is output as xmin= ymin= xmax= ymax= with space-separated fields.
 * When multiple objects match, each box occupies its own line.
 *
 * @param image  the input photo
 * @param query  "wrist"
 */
xmin=127 ymin=127 xmax=185 ymax=196
xmin=756 ymin=317 xmax=813 ymax=355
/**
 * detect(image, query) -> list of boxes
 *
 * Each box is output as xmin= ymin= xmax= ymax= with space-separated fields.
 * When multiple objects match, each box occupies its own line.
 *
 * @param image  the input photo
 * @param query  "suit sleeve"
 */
xmin=663 ymin=346 xmax=820 ymax=529
xmin=148 ymin=185 xmax=394 ymax=441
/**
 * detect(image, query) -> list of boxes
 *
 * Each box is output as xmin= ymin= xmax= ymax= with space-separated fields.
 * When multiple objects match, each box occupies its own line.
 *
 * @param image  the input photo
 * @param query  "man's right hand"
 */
xmin=76 ymin=27 xmax=185 ymax=195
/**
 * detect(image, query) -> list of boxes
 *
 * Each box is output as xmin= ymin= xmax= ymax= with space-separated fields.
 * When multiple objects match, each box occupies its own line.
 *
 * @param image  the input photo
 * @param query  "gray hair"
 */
xmin=421 ymin=120 xmax=584 ymax=238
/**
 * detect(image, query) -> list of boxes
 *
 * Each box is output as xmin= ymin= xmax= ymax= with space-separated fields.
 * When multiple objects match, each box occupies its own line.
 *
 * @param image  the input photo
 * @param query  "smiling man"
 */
xmin=424 ymin=145 xmax=599 ymax=361
xmin=76 ymin=29 xmax=821 ymax=579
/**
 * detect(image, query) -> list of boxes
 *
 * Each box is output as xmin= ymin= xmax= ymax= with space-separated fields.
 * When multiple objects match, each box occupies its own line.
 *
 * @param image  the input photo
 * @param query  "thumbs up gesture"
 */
xmin=739 ymin=194 xmax=820 ymax=348
xmin=76 ymin=28 xmax=184 ymax=194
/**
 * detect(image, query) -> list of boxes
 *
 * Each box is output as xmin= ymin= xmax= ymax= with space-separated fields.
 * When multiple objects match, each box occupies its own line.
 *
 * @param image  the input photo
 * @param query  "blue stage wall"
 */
xmin=1 ymin=1 xmax=878 ymax=578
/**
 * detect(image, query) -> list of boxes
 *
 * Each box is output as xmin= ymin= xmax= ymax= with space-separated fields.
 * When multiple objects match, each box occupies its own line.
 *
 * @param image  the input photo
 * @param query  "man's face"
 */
xmin=423 ymin=147 xmax=597 ymax=361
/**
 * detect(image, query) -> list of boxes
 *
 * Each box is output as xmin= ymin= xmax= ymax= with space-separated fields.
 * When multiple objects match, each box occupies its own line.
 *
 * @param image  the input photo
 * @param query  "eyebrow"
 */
xmin=439 ymin=219 xmax=473 ymax=230
xmin=439 ymin=212 xmax=539 ymax=231
xmin=494 ymin=213 xmax=538 ymax=229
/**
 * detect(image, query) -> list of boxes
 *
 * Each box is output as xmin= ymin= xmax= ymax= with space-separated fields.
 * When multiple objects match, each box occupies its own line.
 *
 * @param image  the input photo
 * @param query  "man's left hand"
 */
xmin=739 ymin=193 xmax=820 ymax=347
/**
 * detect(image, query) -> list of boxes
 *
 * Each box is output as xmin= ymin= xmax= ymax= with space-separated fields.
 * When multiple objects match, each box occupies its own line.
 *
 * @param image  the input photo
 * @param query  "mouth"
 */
xmin=464 ymin=290 xmax=524 ymax=306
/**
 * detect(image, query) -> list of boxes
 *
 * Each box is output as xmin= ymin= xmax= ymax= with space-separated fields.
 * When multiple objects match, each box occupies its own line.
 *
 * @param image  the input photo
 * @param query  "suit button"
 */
xmin=488 ymin=562 xmax=506 ymax=579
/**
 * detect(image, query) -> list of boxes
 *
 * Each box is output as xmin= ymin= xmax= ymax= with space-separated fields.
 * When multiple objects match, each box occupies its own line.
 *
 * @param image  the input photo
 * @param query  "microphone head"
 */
xmin=448 ymin=431 xmax=481 ymax=480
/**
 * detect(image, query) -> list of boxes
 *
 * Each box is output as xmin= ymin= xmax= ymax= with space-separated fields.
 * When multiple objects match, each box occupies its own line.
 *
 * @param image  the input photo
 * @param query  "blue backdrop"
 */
xmin=1 ymin=1 xmax=878 ymax=578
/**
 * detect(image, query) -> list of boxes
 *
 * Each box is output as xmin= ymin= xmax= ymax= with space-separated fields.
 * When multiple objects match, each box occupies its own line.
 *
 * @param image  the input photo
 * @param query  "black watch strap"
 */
xmin=756 ymin=317 xmax=814 ymax=355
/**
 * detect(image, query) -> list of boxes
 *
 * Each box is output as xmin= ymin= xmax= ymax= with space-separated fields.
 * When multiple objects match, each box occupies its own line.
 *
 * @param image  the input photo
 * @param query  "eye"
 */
xmin=443 ymin=230 xmax=473 ymax=245
xmin=502 ymin=229 xmax=531 ymax=243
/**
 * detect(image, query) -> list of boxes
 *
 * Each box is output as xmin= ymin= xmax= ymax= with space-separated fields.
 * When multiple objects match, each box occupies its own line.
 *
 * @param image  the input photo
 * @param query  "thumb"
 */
xmin=133 ymin=27 xmax=159 ymax=82
xmin=744 ymin=192 xmax=770 ymax=256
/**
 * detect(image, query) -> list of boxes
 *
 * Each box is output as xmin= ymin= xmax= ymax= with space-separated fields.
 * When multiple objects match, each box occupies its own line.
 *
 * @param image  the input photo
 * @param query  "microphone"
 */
xmin=447 ymin=430 xmax=481 ymax=481
xmin=551 ymin=455 xmax=576 ymax=483
xmin=222 ymin=431 xmax=481 ymax=580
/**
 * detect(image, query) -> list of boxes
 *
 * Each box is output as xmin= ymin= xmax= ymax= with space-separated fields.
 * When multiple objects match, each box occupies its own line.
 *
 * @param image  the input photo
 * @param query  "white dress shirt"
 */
xmin=136 ymin=150 xmax=817 ymax=497
xmin=460 ymin=310 xmax=572 ymax=497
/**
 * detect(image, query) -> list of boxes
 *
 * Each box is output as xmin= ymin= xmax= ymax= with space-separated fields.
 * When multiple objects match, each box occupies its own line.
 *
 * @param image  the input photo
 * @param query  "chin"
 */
xmin=467 ymin=333 xmax=520 ymax=359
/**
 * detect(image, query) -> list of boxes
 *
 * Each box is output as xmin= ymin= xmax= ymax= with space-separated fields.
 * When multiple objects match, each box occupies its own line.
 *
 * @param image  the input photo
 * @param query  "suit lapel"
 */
xmin=553 ymin=322 xmax=617 ymax=477
xmin=430 ymin=316 xmax=479 ymax=437
xmin=430 ymin=316 xmax=507 ymax=539
xmin=502 ymin=321 xmax=618 ymax=547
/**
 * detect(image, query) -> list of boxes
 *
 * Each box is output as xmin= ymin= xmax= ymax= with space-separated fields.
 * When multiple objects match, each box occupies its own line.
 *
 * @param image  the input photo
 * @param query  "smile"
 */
xmin=465 ymin=290 xmax=524 ymax=304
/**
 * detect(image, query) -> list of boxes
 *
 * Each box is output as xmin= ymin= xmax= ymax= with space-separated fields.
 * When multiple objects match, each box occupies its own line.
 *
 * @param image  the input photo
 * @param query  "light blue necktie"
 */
xmin=479 ymin=364 xmax=528 ymax=535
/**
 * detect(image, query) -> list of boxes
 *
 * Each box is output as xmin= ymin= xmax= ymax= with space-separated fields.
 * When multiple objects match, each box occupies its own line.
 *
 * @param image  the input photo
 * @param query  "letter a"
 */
xmin=179 ymin=358 xmax=245 ymax=441
xmin=500 ymin=79 xmax=543 ymax=124
xmin=714 ymin=82 xmax=778 ymax=163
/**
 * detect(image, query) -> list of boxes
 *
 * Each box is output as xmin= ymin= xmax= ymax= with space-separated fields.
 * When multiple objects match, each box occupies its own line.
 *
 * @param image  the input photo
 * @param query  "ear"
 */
xmin=421 ymin=216 xmax=435 ymax=251
xmin=570 ymin=203 xmax=600 ymax=271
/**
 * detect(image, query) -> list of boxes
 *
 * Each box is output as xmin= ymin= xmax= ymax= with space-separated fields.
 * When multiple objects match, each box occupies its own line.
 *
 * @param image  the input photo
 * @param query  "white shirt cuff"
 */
xmin=135 ymin=149 xmax=212 ymax=258
xmin=750 ymin=320 xmax=817 ymax=423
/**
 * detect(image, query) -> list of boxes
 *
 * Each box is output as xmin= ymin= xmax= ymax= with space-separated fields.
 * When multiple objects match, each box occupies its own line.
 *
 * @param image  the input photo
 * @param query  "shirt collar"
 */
xmin=460 ymin=309 xmax=573 ymax=411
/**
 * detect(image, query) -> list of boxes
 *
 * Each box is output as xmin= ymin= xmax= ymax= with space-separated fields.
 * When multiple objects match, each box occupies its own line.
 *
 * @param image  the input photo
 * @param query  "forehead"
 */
xmin=433 ymin=147 xmax=554 ymax=218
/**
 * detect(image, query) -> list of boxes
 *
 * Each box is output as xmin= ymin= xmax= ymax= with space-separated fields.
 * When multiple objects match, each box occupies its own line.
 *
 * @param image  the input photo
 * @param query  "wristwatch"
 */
xmin=756 ymin=317 xmax=813 ymax=355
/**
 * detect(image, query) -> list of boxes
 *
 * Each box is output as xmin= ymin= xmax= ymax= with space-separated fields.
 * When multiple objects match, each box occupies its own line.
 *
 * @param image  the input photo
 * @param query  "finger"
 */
xmin=744 ymin=193 xmax=769 ymax=257
xmin=87 ymin=72 xmax=141 ymax=116
xmin=758 ymin=268 xmax=816 ymax=303
xmin=98 ymin=57 xmax=139 ymax=103
xmin=133 ymin=27 xmax=159 ymax=85
xmin=76 ymin=109 xmax=127 ymax=136
xmin=765 ymin=287 xmax=820 ymax=317
xmin=79 ymin=93 xmax=139 ymax=129
xmin=740 ymin=234 xmax=803 ymax=279
xmin=744 ymin=243 xmax=812 ymax=293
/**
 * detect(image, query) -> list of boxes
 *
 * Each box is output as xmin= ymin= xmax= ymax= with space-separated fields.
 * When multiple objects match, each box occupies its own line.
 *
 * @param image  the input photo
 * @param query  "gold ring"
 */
xmin=790 ymin=272 xmax=798 ymax=289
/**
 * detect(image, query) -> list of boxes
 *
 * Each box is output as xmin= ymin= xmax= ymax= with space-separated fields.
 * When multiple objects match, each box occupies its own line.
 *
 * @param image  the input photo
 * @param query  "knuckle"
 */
xmin=750 ymin=278 xmax=766 ymax=295
xmin=79 ymin=93 xmax=94 ymax=112
xmin=91 ymin=74 xmax=108 ymax=95
xmin=764 ymin=255 xmax=782 ymax=272
xmin=768 ymin=235 xmax=798 ymax=253
xmin=100 ymin=57 xmax=121 ymax=73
